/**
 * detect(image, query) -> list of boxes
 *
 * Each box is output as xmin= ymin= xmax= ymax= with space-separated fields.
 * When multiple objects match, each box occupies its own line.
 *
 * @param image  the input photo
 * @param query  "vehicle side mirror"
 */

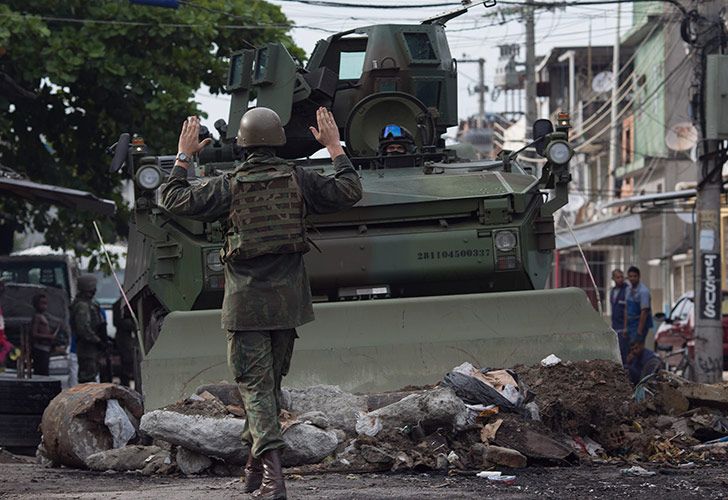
xmin=109 ymin=133 xmax=131 ymax=173
xmin=532 ymin=119 xmax=554 ymax=156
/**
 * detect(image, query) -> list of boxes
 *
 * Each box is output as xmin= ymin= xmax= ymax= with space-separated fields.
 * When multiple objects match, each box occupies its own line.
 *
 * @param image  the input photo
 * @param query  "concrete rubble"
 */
xmin=33 ymin=359 xmax=728 ymax=478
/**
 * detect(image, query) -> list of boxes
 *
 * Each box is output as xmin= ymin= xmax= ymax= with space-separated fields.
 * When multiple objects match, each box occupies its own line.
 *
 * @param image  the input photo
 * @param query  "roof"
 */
xmin=0 ymin=175 xmax=116 ymax=216
xmin=556 ymin=213 xmax=642 ymax=249
xmin=600 ymin=189 xmax=697 ymax=209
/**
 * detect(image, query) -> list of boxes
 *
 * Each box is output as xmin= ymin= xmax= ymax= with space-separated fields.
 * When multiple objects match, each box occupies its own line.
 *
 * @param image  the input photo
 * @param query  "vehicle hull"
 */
xmin=141 ymin=287 xmax=619 ymax=410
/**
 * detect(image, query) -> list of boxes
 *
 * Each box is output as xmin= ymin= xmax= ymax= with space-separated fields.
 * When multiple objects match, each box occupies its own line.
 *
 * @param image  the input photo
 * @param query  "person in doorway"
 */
xmin=624 ymin=266 xmax=653 ymax=345
xmin=626 ymin=341 xmax=662 ymax=385
xmin=161 ymin=107 xmax=362 ymax=500
xmin=30 ymin=293 xmax=56 ymax=376
xmin=609 ymin=269 xmax=629 ymax=365
xmin=70 ymin=274 xmax=107 ymax=383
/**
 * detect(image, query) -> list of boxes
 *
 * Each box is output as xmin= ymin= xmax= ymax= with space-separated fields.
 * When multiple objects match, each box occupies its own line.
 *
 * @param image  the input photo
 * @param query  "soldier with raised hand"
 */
xmin=161 ymin=107 xmax=362 ymax=500
xmin=70 ymin=274 xmax=107 ymax=383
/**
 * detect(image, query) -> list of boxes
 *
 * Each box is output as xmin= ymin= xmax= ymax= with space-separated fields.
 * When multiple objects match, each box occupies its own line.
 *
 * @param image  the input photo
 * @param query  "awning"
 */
xmin=556 ymin=213 xmax=641 ymax=249
xmin=0 ymin=176 xmax=116 ymax=216
xmin=600 ymin=188 xmax=696 ymax=209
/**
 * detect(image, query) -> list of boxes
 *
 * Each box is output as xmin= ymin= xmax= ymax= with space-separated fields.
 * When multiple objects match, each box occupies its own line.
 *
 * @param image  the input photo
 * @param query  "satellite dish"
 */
xmin=665 ymin=122 xmax=698 ymax=152
xmin=591 ymin=71 xmax=613 ymax=93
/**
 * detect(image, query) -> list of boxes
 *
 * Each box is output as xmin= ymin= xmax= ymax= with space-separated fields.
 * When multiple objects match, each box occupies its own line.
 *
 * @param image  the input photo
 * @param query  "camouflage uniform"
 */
xmin=161 ymin=149 xmax=362 ymax=457
xmin=70 ymin=296 xmax=105 ymax=383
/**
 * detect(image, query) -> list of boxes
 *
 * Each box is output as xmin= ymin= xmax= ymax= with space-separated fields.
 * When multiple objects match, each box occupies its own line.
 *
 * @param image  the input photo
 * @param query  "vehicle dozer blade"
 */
xmin=141 ymin=287 xmax=619 ymax=410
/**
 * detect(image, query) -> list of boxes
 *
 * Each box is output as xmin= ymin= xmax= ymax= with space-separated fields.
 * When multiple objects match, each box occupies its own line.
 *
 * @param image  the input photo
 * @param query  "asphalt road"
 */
xmin=1 ymin=462 xmax=727 ymax=499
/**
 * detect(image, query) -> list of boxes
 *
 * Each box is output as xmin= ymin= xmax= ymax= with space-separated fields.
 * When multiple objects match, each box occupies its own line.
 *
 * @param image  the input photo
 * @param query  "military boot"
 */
xmin=251 ymin=449 xmax=286 ymax=500
xmin=243 ymin=453 xmax=263 ymax=493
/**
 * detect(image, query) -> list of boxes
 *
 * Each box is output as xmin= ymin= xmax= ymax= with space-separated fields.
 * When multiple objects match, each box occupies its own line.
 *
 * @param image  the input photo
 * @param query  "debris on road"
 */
xmin=34 ymin=359 xmax=728 ymax=478
xmin=40 ymin=383 xmax=143 ymax=468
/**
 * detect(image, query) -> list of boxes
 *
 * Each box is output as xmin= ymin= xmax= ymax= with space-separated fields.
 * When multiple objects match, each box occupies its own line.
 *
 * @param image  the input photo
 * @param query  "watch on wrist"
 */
xmin=176 ymin=152 xmax=192 ymax=165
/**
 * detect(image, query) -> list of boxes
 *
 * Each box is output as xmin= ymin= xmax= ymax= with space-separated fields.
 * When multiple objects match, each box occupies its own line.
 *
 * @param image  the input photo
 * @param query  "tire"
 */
xmin=0 ymin=377 xmax=62 ymax=415
xmin=0 ymin=413 xmax=42 ymax=448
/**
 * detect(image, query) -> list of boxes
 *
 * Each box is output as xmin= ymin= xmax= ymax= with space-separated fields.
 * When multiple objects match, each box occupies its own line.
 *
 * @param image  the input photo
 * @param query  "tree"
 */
xmin=0 ymin=0 xmax=302 ymax=256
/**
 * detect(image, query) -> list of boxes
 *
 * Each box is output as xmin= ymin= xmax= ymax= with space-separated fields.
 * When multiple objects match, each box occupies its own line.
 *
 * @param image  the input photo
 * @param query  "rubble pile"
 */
xmin=35 ymin=358 xmax=728 ymax=477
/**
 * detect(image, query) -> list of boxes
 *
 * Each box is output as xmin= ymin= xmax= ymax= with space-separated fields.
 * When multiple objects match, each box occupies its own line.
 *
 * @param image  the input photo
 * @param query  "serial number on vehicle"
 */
xmin=416 ymin=249 xmax=489 ymax=260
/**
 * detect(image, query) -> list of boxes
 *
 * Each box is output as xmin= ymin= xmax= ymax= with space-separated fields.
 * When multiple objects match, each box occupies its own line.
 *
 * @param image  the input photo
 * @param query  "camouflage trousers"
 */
xmin=227 ymin=329 xmax=296 ymax=458
xmin=77 ymin=340 xmax=100 ymax=383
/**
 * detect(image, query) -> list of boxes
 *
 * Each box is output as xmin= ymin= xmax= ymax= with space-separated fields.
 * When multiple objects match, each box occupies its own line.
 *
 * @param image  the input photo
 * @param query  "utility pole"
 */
xmin=457 ymin=58 xmax=487 ymax=128
xmin=606 ymin=4 xmax=621 ymax=202
xmin=692 ymin=0 xmax=727 ymax=383
xmin=524 ymin=0 xmax=537 ymax=131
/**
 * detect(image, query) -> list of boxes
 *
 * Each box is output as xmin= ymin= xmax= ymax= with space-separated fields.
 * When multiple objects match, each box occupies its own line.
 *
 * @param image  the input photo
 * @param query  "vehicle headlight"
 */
xmin=545 ymin=140 xmax=573 ymax=165
xmin=135 ymin=165 xmax=162 ymax=191
xmin=494 ymin=230 xmax=517 ymax=252
xmin=206 ymin=250 xmax=224 ymax=272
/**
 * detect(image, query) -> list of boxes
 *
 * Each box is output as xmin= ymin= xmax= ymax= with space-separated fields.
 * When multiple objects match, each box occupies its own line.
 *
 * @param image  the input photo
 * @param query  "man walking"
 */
xmin=162 ymin=107 xmax=362 ymax=500
xmin=625 ymin=266 xmax=653 ymax=346
xmin=609 ymin=269 xmax=629 ymax=365
xmin=70 ymin=274 xmax=107 ymax=383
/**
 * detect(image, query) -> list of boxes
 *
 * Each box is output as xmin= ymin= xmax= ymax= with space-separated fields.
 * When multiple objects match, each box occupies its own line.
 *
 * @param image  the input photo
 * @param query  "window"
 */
xmin=339 ymin=51 xmax=366 ymax=80
xmin=669 ymin=298 xmax=691 ymax=322
xmin=404 ymin=33 xmax=436 ymax=60
xmin=414 ymin=80 xmax=441 ymax=108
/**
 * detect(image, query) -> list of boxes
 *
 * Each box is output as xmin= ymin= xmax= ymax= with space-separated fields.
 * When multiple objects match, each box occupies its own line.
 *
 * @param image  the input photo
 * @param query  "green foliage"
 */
xmin=0 ymin=0 xmax=302 ymax=256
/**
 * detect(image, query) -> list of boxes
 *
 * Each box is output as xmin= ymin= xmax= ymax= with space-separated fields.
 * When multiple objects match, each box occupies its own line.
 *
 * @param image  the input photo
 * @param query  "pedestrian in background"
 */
xmin=70 ymin=274 xmax=107 ymax=383
xmin=161 ymin=107 xmax=362 ymax=500
xmin=0 ymin=278 xmax=20 ymax=370
xmin=625 ymin=266 xmax=653 ymax=345
xmin=609 ymin=269 xmax=629 ymax=365
xmin=30 ymin=293 xmax=56 ymax=376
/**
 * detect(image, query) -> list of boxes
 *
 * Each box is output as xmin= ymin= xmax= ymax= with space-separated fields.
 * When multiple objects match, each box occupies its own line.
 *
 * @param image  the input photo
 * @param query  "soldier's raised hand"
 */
xmin=309 ymin=107 xmax=345 ymax=158
xmin=178 ymin=116 xmax=212 ymax=157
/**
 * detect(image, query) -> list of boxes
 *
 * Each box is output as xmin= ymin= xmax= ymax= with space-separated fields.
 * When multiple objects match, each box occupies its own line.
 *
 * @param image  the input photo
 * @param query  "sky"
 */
xmin=195 ymin=0 xmax=636 ymax=138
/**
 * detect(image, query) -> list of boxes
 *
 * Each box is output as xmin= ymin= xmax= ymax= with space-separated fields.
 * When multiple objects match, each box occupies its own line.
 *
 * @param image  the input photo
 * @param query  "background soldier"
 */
xmin=161 ymin=107 xmax=362 ymax=500
xmin=70 ymin=274 xmax=107 ymax=383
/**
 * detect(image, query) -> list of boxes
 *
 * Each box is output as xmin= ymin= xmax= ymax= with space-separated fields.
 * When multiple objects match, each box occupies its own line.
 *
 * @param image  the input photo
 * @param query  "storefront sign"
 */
xmin=700 ymin=253 xmax=721 ymax=320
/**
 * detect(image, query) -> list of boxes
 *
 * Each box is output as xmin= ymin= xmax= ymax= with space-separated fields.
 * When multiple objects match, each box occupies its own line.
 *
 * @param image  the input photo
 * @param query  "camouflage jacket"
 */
xmin=70 ymin=297 xmax=104 ymax=344
xmin=161 ymin=150 xmax=362 ymax=331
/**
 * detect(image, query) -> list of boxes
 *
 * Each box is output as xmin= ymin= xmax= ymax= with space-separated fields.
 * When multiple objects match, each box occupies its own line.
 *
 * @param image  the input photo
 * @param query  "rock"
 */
xmin=283 ymin=385 xmax=367 ymax=435
xmin=85 ymin=445 xmax=167 ymax=472
xmin=655 ymin=383 xmax=690 ymax=415
xmin=195 ymin=383 xmax=243 ymax=407
xmin=333 ymin=429 xmax=347 ymax=444
xmin=655 ymin=415 xmax=677 ymax=430
xmin=392 ymin=451 xmax=413 ymax=471
xmin=360 ymin=445 xmax=394 ymax=465
xmin=484 ymin=445 xmax=528 ymax=469
xmin=176 ymin=447 xmax=212 ymax=475
xmin=226 ymin=405 xmax=246 ymax=418
xmin=435 ymin=453 xmax=449 ymax=470
xmin=281 ymin=423 xmax=338 ymax=466
xmin=355 ymin=388 xmax=469 ymax=437
xmin=298 ymin=411 xmax=330 ymax=429
xmin=140 ymin=410 xmax=248 ymax=463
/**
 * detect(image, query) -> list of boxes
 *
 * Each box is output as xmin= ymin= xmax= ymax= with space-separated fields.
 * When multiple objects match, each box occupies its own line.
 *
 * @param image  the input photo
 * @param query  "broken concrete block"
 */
xmin=40 ymin=383 xmax=144 ymax=468
xmin=283 ymin=385 xmax=367 ymax=435
xmin=298 ymin=411 xmax=330 ymax=429
xmin=195 ymin=383 xmax=243 ymax=407
xmin=356 ymin=388 xmax=469 ymax=437
xmin=360 ymin=445 xmax=394 ymax=465
xmin=140 ymin=410 xmax=248 ymax=463
xmin=281 ymin=423 xmax=338 ymax=466
xmin=678 ymin=383 xmax=728 ymax=410
xmin=176 ymin=447 xmax=212 ymax=475
xmin=484 ymin=445 xmax=527 ymax=469
xmin=85 ymin=445 xmax=164 ymax=472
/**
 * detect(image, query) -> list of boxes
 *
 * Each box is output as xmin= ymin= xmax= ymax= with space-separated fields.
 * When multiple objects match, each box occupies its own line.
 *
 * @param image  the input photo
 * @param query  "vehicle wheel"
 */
xmin=0 ymin=378 xmax=62 ymax=415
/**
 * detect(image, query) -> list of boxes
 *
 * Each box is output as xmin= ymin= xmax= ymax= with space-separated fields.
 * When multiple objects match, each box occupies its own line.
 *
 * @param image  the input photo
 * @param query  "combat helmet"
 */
xmin=77 ymin=274 xmax=98 ymax=293
xmin=378 ymin=124 xmax=416 ymax=156
xmin=237 ymin=107 xmax=286 ymax=148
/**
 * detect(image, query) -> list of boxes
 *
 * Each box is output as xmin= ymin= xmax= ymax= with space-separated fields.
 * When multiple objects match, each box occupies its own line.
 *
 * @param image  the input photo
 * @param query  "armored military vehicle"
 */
xmin=113 ymin=9 xmax=618 ymax=409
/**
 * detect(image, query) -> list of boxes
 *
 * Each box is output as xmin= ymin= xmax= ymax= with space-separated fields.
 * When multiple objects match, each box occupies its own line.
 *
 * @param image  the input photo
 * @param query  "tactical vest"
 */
xmin=222 ymin=162 xmax=309 ymax=262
